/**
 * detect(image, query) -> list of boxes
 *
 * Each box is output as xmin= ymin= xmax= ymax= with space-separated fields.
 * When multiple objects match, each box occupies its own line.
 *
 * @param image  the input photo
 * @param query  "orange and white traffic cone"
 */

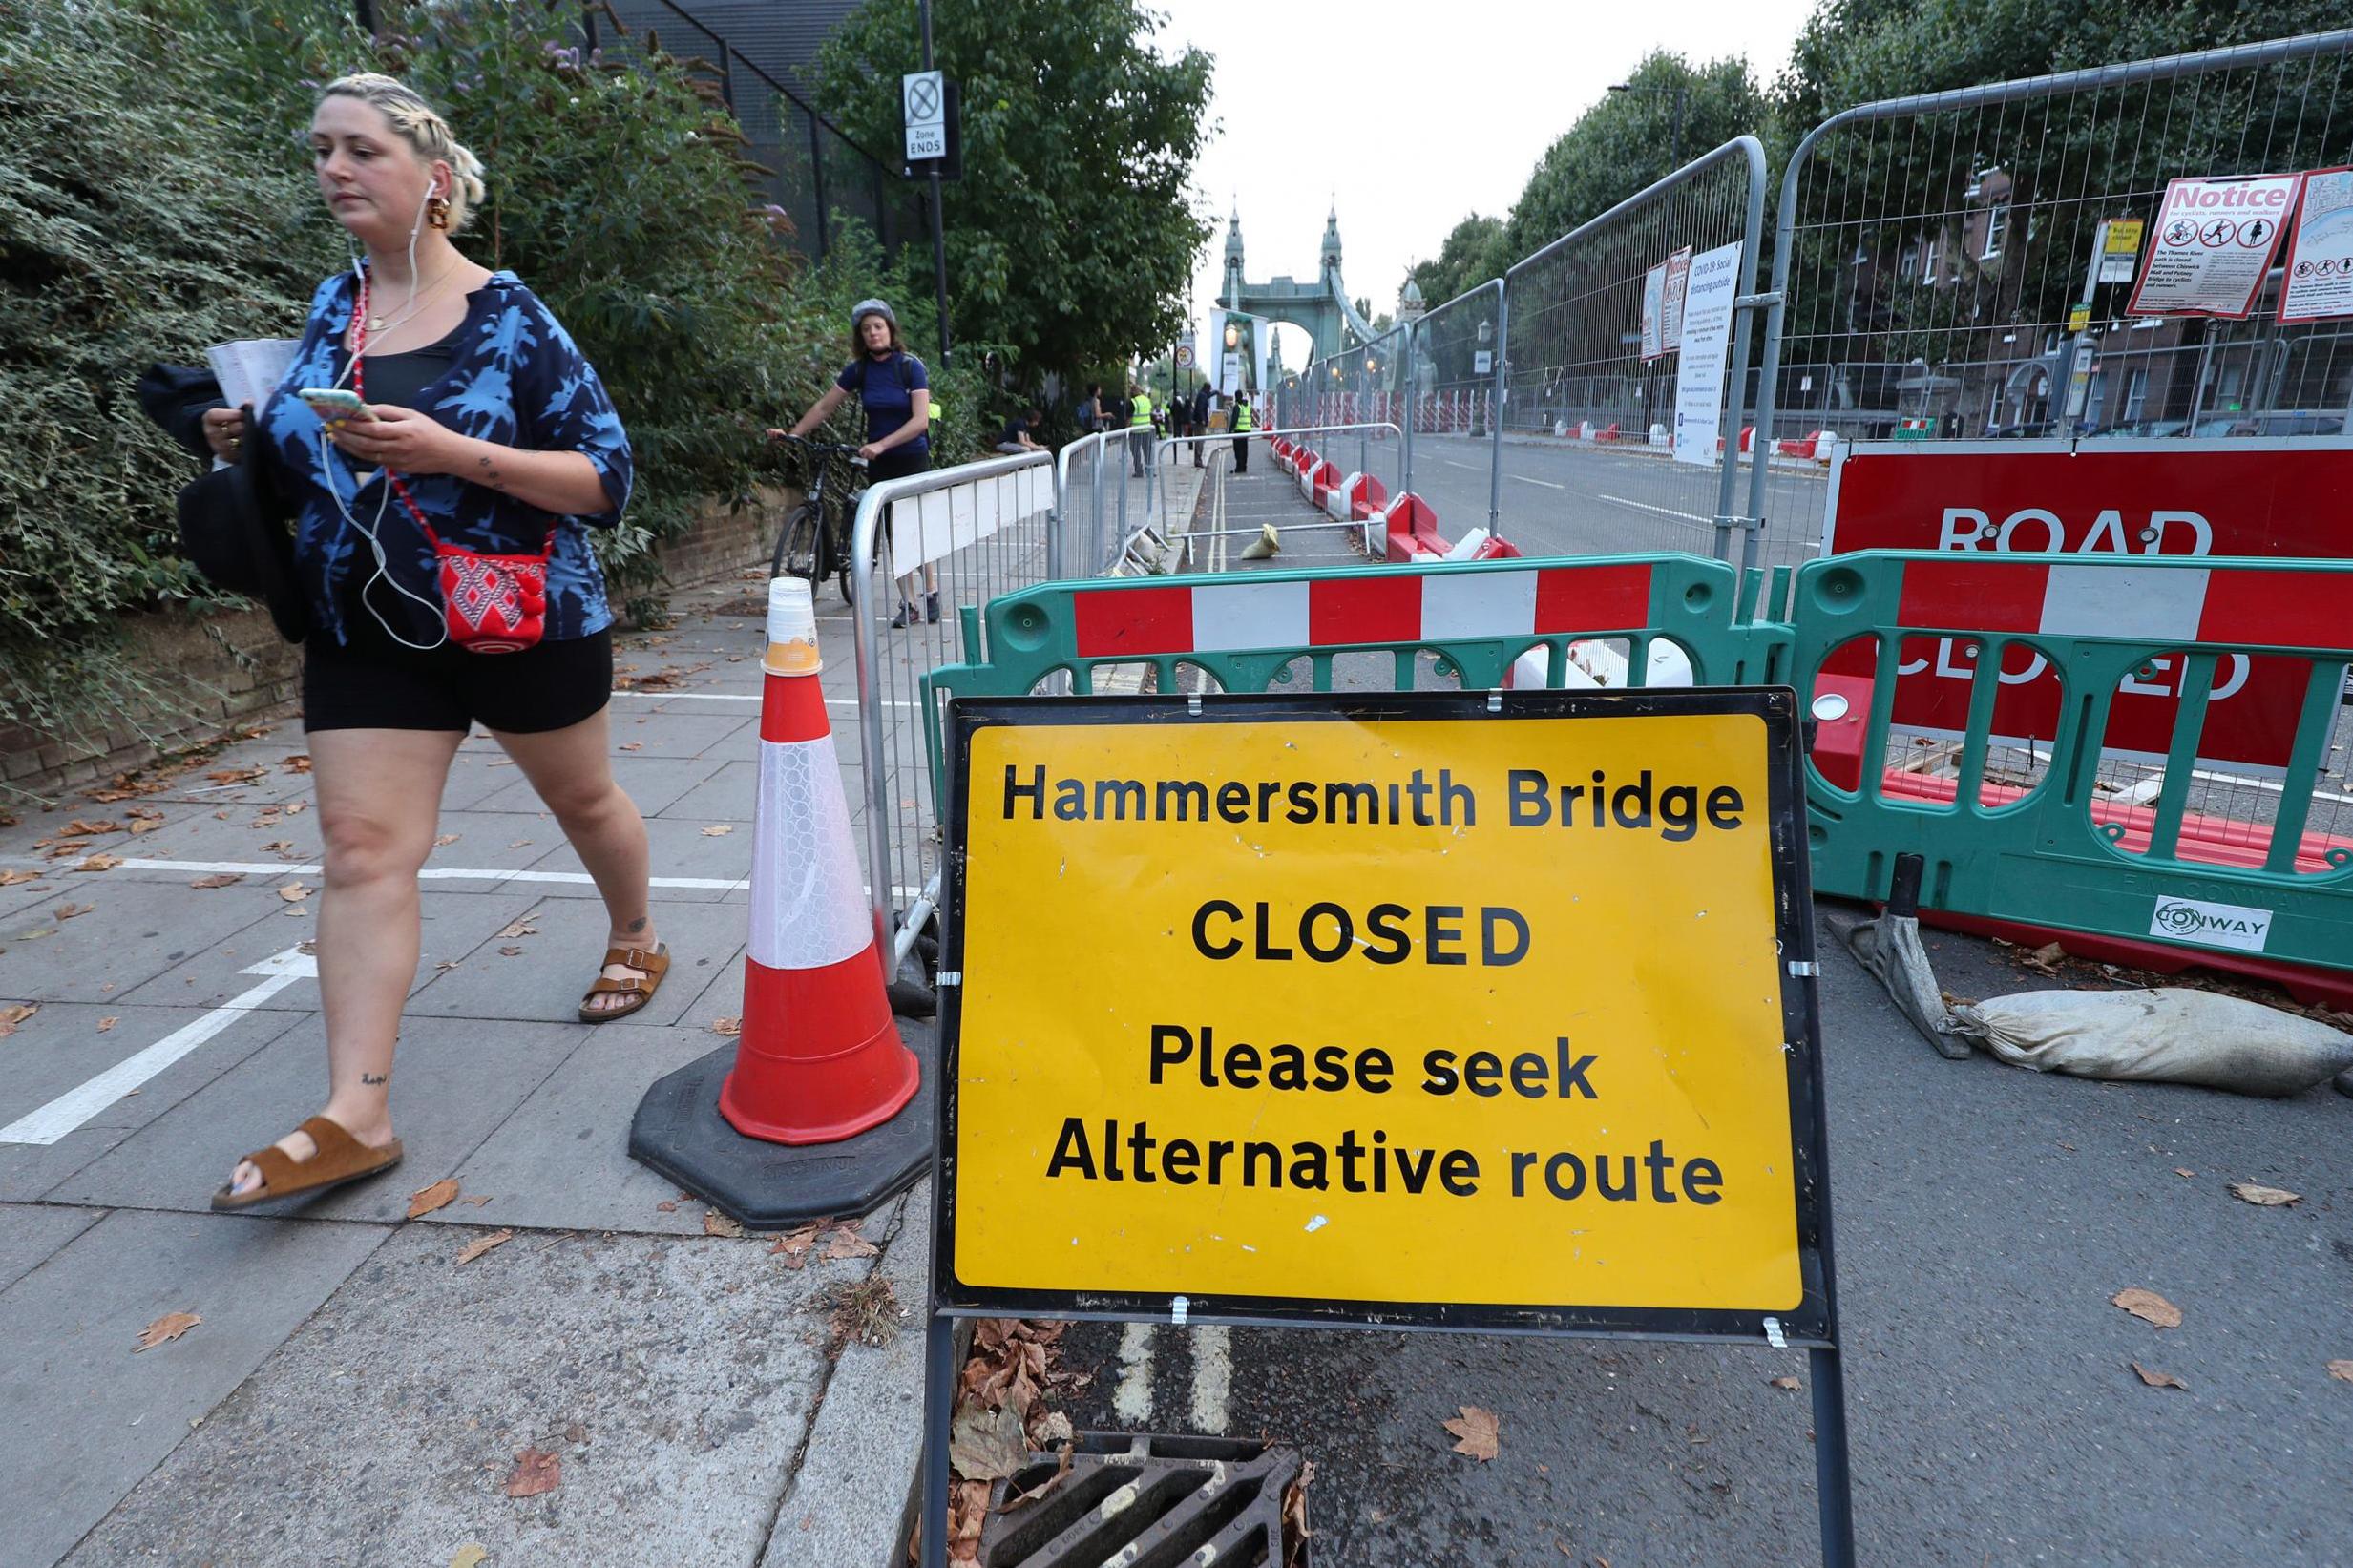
xmin=718 ymin=576 xmax=920 ymax=1144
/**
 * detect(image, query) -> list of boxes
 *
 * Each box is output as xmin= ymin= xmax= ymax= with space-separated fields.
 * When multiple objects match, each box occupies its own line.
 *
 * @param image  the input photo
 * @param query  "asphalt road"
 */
xmin=1044 ymin=913 xmax=2353 ymax=1568
xmin=1393 ymin=433 xmax=1833 ymax=575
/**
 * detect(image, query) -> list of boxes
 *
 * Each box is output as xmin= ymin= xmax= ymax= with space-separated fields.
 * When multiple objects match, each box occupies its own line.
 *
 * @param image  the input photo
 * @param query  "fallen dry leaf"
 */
xmin=407 ymin=1178 xmax=461 ymax=1219
xmin=136 ymin=1311 xmax=200 ymax=1351
xmin=127 ymin=817 xmax=162 ymax=835
xmin=97 ymin=1016 xmax=117 ymax=1033
xmin=449 ymin=1546 xmax=489 ymax=1568
xmin=0 ymin=869 xmax=37 ymax=887
xmin=276 ymin=882 xmax=311 ymax=903
xmin=618 ymin=742 xmax=642 ymax=752
xmin=207 ymin=766 xmax=266 ymax=784
xmin=260 ymin=840 xmax=294 ymax=853
xmin=75 ymin=854 xmax=121 ymax=873
xmin=496 ymin=916 xmax=539 ymax=939
xmin=190 ymin=873 xmax=242 ymax=889
xmin=768 ymin=1223 xmax=820 ymax=1265
xmin=2228 ymin=1182 xmax=2301 ymax=1207
xmin=65 ymin=819 xmax=121 ymax=836
xmin=53 ymin=903 xmax=95 ymax=920
xmin=1443 ymin=1404 xmax=1501 ymax=1461
xmin=1768 ymin=1375 xmax=1802 ymax=1391
xmin=284 ymin=801 xmax=307 ymax=815
xmin=433 ymin=833 xmax=461 ymax=847
xmin=503 ymin=1447 xmax=560 ymax=1498
xmin=0 ymin=1003 xmax=36 ymax=1038
xmin=700 ymin=824 xmax=734 ymax=837
xmin=655 ymin=1199 xmax=681 ymax=1213
xmin=821 ymin=1225 xmax=880 ymax=1261
xmin=507 ymin=839 xmax=533 ymax=848
xmin=454 ymin=1229 xmax=515 ymax=1265
xmin=498 ymin=946 xmax=524 ymax=957
xmin=709 ymin=1015 xmax=743 ymax=1036
xmin=282 ymin=754 xmax=312 ymax=773
xmin=2328 ymin=1360 xmax=2353 ymax=1382
xmin=948 ymin=1400 xmax=1028 ymax=1482
xmin=2113 ymin=1287 xmax=2183 ymax=1328
xmin=44 ymin=841 xmax=91 ymax=859
xmin=460 ymin=1195 xmax=493 ymax=1207
xmin=704 ymin=1211 xmax=746 ymax=1239
xmin=2132 ymin=1362 xmax=2189 ymax=1390
xmin=2174 ymin=1168 xmax=2196 ymax=1179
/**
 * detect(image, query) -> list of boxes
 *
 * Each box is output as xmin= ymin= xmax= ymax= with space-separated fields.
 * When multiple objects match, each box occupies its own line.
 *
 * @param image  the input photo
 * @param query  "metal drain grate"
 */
xmin=978 ymin=1432 xmax=1304 ymax=1568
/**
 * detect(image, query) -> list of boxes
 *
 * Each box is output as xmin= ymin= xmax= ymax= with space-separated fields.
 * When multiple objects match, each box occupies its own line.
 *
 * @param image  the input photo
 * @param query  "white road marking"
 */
xmin=0 ymin=946 xmax=316 ymax=1145
xmin=1188 ymin=1325 xmax=1231 ymax=1432
xmin=3 ymin=858 xmax=922 ymax=899
xmin=1114 ymin=1323 xmax=1155 ymax=1424
xmin=1509 ymin=474 xmax=1567 ymax=490
xmin=1598 ymin=493 xmax=1711 ymax=525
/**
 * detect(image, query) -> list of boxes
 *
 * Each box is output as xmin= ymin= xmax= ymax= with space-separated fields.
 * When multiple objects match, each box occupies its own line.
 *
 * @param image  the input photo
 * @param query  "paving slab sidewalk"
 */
xmin=0 ymin=570 xmax=936 ymax=1568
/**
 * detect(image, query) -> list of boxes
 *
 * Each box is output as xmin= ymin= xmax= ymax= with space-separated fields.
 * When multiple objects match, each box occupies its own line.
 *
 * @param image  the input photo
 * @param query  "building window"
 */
xmin=2124 ymin=367 xmax=2149 ymax=422
xmin=1898 ymin=243 xmax=1921 ymax=283
xmin=1920 ymin=238 xmax=1940 ymax=285
xmin=1981 ymin=201 xmax=2009 ymax=260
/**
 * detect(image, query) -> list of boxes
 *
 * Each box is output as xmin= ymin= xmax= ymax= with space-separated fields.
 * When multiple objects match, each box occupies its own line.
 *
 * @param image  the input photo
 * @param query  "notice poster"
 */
xmin=2280 ymin=166 xmax=2353 ymax=323
xmin=1661 ymin=247 xmax=1692 ymax=354
xmin=2128 ymin=173 xmax=2302 ymax=319
xmin=1640 ymin=262 xmax=1667 ymax=362
xmin=1671 ymin=241 xmax=1743 ymax=468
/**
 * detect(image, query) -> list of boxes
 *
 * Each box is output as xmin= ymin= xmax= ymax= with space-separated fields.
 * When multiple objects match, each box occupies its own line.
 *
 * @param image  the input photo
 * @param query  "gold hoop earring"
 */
xmin=426 ymin=195 xmax=452 ymax=231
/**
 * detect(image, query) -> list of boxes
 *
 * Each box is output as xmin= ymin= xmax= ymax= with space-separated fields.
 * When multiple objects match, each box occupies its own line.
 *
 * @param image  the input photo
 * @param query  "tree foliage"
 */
xmin=811 ymin=0 xmax=1215 ymax=393
xmin=0 ymin=0 xmax=861 ymax=737
xmin=1408 ymin=215 xmax=1509 ymax=312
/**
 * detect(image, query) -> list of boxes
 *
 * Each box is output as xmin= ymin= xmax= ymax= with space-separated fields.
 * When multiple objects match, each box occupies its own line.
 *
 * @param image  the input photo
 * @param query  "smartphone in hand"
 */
xmin=298 ymin=387 xmax=372 ymax=423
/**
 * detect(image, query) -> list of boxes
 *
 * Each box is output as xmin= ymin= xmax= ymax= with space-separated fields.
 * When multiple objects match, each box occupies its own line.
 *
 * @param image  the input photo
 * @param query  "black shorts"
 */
xmin=303 ymin=613 xmax=614 ymax=735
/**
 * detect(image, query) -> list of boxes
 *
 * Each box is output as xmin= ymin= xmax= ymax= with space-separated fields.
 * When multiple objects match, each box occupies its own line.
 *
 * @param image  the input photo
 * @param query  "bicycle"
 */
xmin=767 ymin=434 xmax=868 ymax=602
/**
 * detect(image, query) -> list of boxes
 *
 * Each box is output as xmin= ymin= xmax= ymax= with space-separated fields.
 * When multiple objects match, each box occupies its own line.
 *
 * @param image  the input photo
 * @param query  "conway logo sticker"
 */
xmin=2149 ymin=896 xmax=2274 ymax=954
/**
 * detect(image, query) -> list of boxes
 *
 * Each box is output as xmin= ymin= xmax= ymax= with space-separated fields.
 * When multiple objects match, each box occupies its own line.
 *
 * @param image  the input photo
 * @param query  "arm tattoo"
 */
xmin=361 ymin=1072 xmax=389 ymax=1086
xmin=476 ymin=454 xmax=509 ymax=491
xmin=627 ymin=917 xmax=648 ymax=933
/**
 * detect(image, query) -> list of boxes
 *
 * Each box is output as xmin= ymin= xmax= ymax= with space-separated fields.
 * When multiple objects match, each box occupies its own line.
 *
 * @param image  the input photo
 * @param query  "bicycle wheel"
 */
xmin=772 ymin=502 xmax=821 ymax=585
xmin=831 ymin=517 xmax=857 ymax=604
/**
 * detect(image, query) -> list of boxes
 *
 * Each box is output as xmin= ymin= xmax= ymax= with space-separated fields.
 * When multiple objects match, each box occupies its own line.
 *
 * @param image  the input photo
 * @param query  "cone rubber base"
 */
xmin=627 ymin=1014 xmax=935 ymax=1228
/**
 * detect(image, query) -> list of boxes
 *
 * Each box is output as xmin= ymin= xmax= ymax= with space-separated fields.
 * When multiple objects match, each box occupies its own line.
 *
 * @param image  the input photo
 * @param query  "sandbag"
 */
xmin=1843 ymin=910 xmax=1971 ymax=1060
xmin=1948 ymin=987 xmax=2353 ymax=1098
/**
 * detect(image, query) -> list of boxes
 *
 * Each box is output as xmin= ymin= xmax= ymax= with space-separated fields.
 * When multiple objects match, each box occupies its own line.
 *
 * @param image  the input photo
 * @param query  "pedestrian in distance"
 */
xmin=1075 ymin=382 xmax=1103 ymax=436
xmin=1127 ymin=381 xmax=1156 ymax=478
xmin=996 ymin=406 xmax=1043 ymax=455
xmin=774 ymin=300 xmax=938 ymax=628
xmin=1230 ymin=390 xmax=1255 ymax=473
xmin=211 ymin=73 xmax=658 ymax=1211
xmin=1190 ymin=381 xmax=1212 ymax=466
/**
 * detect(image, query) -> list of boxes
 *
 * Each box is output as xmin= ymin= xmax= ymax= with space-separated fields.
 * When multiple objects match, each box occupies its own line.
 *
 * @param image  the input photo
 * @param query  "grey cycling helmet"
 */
xmin=851 ymin=298 xmax=896 ymax=328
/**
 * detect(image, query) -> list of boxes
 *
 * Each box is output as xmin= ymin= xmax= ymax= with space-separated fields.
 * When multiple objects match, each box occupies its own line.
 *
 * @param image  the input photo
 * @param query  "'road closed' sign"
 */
xmin=935 ymin=691 xmax=1832 ymax=1342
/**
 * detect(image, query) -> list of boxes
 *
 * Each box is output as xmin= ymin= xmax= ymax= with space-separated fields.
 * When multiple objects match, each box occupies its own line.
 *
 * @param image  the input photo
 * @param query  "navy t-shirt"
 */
xmin=837 ymin=350 xmax=930 ymax=456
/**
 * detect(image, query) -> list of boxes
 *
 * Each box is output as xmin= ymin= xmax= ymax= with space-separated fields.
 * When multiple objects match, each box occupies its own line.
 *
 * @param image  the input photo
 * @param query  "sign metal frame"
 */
xmin=914 ymin=688 xmax=1855 ymax=1567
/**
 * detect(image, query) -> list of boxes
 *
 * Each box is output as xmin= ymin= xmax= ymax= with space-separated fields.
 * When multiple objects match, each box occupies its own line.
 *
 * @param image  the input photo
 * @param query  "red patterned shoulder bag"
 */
xmin=350 ymin=276 xmax=552 ymax=655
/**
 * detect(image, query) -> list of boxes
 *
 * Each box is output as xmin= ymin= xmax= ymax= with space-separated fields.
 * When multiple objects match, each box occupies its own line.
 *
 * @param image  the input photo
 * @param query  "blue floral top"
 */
xmin=255 ymin=268 xmax=633 ymax=645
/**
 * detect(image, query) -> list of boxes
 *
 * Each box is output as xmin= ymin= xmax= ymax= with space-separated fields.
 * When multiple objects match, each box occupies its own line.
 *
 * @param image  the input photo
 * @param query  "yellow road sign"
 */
xmin=937 ymin=691 xmax=1829 ymax=1338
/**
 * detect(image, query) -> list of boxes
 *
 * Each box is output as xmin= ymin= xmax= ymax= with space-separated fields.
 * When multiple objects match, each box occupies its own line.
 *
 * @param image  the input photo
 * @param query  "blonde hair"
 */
xmin=318 ymin=73 xmax=488 ymax=235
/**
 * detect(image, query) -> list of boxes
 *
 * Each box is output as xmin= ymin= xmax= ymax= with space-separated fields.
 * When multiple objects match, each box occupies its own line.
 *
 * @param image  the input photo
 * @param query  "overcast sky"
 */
xmin=1148 ymin=0 xmax=1821 ymax=365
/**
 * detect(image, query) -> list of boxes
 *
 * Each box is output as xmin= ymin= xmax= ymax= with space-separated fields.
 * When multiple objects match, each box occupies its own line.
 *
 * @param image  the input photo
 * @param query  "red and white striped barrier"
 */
xmin=1893 ymin=557 xmax=2346 ymax=650
xmin=1070 ymin=559 xmax=1659 ymax=657
xmin=720 ymin=578 xmax=919 ymax=1145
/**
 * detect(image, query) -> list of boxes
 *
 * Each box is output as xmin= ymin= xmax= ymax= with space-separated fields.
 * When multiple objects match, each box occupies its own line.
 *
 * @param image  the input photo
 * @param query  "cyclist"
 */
xmin=772 ymin=299 xmax=937 ymax=627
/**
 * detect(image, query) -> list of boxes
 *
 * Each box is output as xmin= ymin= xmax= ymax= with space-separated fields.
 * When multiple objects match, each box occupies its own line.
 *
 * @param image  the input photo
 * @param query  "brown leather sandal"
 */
xmin=578 ymin=941 xmax=670 ymax=1022
xmin=210 ymin=1115 xmax=404 ymax=1212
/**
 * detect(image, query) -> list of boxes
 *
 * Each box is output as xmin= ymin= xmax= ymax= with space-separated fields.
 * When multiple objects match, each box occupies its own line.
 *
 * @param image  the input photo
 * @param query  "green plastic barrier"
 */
xmin=923 ymin=552 xmax=1782 ymax=801
xmin=1786 ymin=550 xmax=2353 ymax=978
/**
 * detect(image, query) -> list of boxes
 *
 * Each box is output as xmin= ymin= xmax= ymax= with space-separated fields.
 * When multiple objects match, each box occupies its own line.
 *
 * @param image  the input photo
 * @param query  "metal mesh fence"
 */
xmin=1759 ymin=33 xmax=2353 ymax=449
xmin=591 ymin=0 xmax=927 ymax=263
xmin=1500 ymin=143 xmax=1765 ymax=563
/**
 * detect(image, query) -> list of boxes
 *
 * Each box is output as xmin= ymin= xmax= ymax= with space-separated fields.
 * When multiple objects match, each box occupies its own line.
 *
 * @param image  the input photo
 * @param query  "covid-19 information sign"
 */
xmin=933 ymin=690 xmax=1835 ymax=1344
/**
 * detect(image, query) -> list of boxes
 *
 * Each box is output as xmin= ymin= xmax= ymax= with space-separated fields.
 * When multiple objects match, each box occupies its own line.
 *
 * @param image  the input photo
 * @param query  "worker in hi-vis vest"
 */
xmin=1127 ymin=383 xmax=1155 ymax=477
xmin=1229 ymin=391 xmax=1255 ymax=474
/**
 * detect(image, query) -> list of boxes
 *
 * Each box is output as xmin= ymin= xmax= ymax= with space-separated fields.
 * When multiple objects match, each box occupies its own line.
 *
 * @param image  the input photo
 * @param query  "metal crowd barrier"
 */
xmin=1781 ymin=550 xmax=2353 ymax=979
xmin=919 ymin=551 xmax=1775 ymax=803
xmin=848 ymin=451 xmax=1057 ymax=960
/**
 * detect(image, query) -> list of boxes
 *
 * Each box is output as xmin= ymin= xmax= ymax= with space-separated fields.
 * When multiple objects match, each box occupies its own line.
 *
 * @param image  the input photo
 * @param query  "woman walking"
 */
xmin=772 ymin=301 xmax=935 ymax=626
xmin=209 ymin=73 xmax=659 ymax=1208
